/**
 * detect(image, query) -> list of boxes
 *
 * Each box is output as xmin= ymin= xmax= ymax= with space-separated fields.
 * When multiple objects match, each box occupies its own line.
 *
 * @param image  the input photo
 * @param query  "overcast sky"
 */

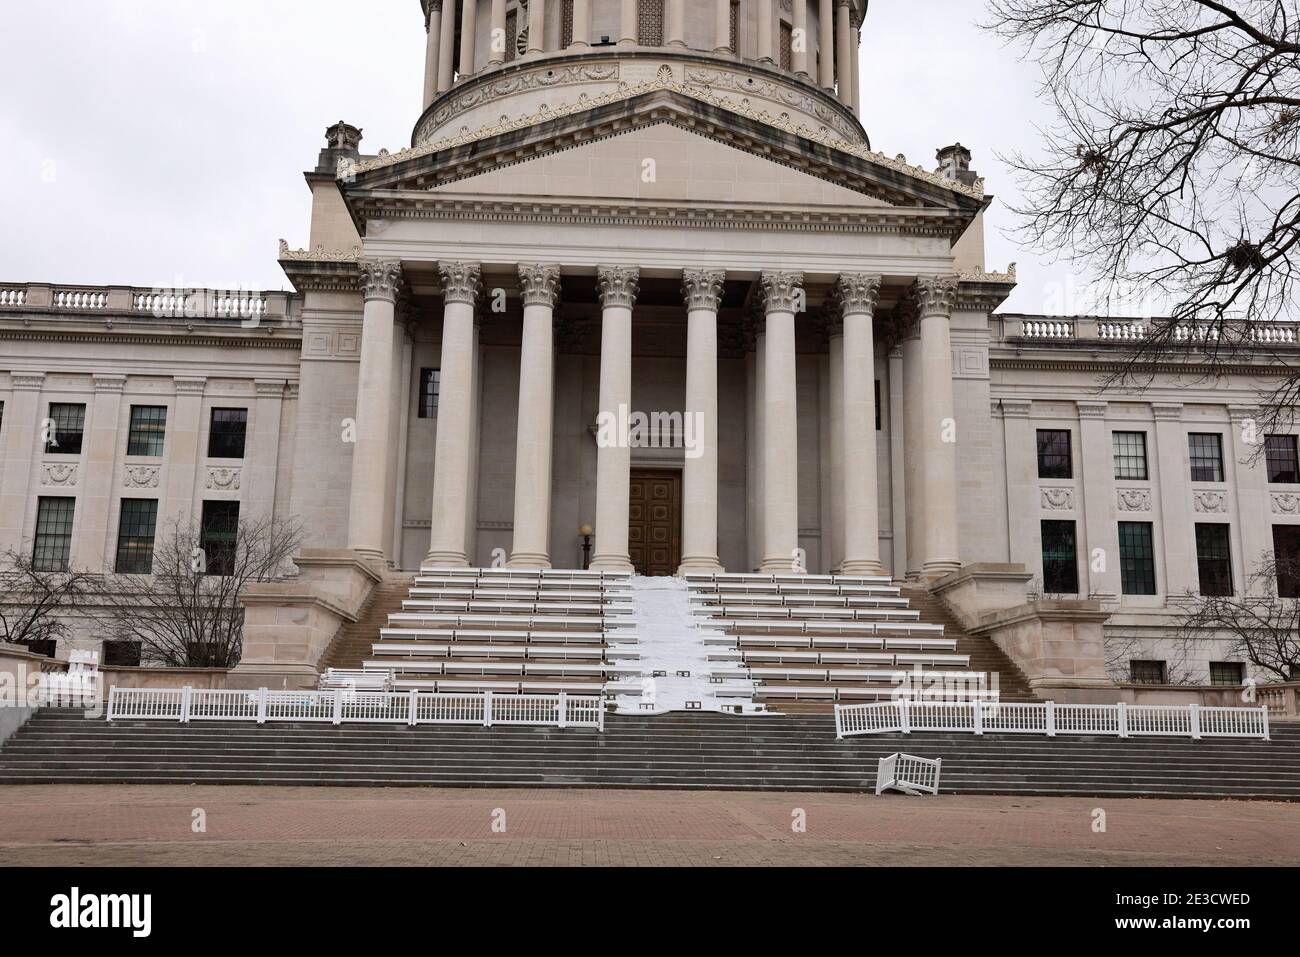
xmin=0 ymin=0 xmax=1085 ymax=315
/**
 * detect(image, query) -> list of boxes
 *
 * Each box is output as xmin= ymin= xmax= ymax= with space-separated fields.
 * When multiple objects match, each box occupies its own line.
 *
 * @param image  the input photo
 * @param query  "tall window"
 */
xmin=200 ymin=501 xmax=240 ymax=577
xmin=1194 ymin=523 xmax=1233 ymax=596
xmin=1210 ymin=661 xmax=1244 ymax=686
xmin=638 ymin=0 xmax=664 ymax=45
xmin=779 ymin=22 xmax=793 ymax=70
xmin=506 ymin=10 xmax=518 ymax=61
xmin=115 ymin=499 xmax=159 ymax=574
xmin=729 ymin=0 xmax=740 ymax=53
xmin=1275 ymin=525 xmax=1300 ymax=598
xmin=419 ymin=369 xmax=441 ymax=419
xmin=1113 ymin=431 xmax=1149 ymax=480
xmin=127 ymin=406 xmax=168 ymax=457
xmin=33 ymin=497 xmax=76 ymax=572
xmin=1188 ymin=433 xmax=1224 ymax=482
xmin=1036 ymin=429 xmax=1072 ymax=479
xmin=208 ymin=408 xmax=248 ymax=459
xmin=1130 ymin=660 xmax=1167 ymax=684
xmin=1266 ymin=435 xmax=1299 ymax=484
xmin=1118 ymin=521 xmax=1157 ymax=595
xmin=45 ymin=403 xmax=86 ymax=455
xmin=1041 ymin=520 xmax=1079 ymax=594
xmin=561 ymin=0 xmax=574 ymax=47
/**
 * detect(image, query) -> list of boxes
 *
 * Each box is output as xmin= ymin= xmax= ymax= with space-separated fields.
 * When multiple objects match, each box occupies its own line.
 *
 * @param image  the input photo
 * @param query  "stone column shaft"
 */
xmin=164 ymin=378 xmax=206 ymax=531
xmin=459 ymin=0 xmax=478 ymax=77
xmin=0 ymin=375 xmax=44 ymax=554
xmin=826 ymin=325 xmax=845 ymax=572
xmin=1076 ymin=401 xmax=1121 ymax=600
xmin=427 ymin=261 xmax=482 ymax=567
xmin=715 ymin=0 xmax=732 ymax=51
xmin=437 ymin=0 xmax=457 ymax=91
xmin=619 ymin=0 xmax=638 ymax=46
xmin=423 ymin=1 xmax=443 ymax=109
xmin=69 ymin=377 xmax=124 ymax=572
xmin=836 ymin=0 xmax=853 ymax=106
xmin=900 ymin=329 xmax=925 ymax=578
xmin=838 ymin=274 xmax=884 ymax=575
xmin=348 ymin=261 xmax=403 ymax=561
xmin=1228 ymin=407 xmax=1272 ymax=591
xmin=1154 ymin=403 xmax=1195 ymax=595
xmin=572 ymin=0 xmax=592 ymax=48
xmin=887 ymin=348 xmax=907 ymax=576
xmin=792 ymin=0 xmax=810 ymax=76
xmin=818 ymin=0 xmax=835 ymax=89
xmin=489 ymin=0 xmax=508 ymax=64
xmin=249 ymin=381 xmax=286 ymax=525
xmin=527 ymin=0 xmax=546 ymax=54
xmin=758 ymin=0 xmax=775 ymax=62
xmin=760 ymin=270 xmax=804 ymax=572
xmin=850 ymin=12 xmax=862 ymax=117
xmin=679 ymin=270 xmax=726 ymax=573
xmin=591 ymin=266 xmax=639 ymax=572
xmin=917 ymin=277 xmax=961 ymax=578
xmin=666 ymin=0 xmax=686 ymax=46
xmin=509 ymin=265 xmax=560 ymax=568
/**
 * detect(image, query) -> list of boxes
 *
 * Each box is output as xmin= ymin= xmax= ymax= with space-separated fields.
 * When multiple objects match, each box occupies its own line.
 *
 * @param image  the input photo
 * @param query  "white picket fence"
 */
xmin=876 ymin=753 xmax=941 ymax=795
xmin=835 ymin=700 xmax=1269 ymax=741
xmin=106 ymin=687 xmax=605 ymax=731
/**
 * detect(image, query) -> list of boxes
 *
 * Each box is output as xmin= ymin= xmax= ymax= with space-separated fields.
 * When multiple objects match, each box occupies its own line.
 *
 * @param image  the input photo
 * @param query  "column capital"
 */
xmin=682 ymin=269 xmax=726 ymax=312
xmin=360 ymin=259 xmax=404 ymax=303
xmin=173 ymin=376 xmax=207 ymax=396
xmin=425 ymin=0 xmax=442 ymax=29
xmin=834 ymin=273 xmax=882 ymax=317
xmin=1228 ymin=405 xmax=1259 ymax=424
xmin=255 ymin=379 xmax=287 ymax=398
xmin=1001 ymin=398 xmax=1032 ymax=418
xmin=914 ymin=275 xmax=960 ymax=317
xmin=92 ymin=374 xmax=126 ymax=394
xmin=760 ymin=270 xmax=805 ymax=315
xmin=1152 ymin=402 xmax=1184 ymax=421
xmin=11 ymin=373 xmax=46 ymax=392
xmin=597 ymin=265 xmax=640 ymax=309
xmin=1076 ymin=400 xmax=1109 ymax=419
xmin=438 ymin=260 xmax=483 ymax=306
xmin=518 ymin=263 xmax=562 ymax=308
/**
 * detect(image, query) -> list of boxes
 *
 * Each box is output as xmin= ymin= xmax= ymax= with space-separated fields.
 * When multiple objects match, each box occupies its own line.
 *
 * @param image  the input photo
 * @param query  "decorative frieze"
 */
xmin=123 ymin=465 xmax=160 ymax=489
xmin=517 ymin=264 xmax=562 ymax=308
xmin=438 ymin=261 xmax=483 ymax=306
xmin=42 ymin=464 xmax=78 ymax=488
xmin=682 ymin=269 xmax=726 ymax=312
xmin=1040 ymin=487 xmax=1075 ymax=511
xmin=206 ymin=467 xmax=242 ymax=492
xmin=1117 ymin=488 xmax=1152 ymax=512
xmin=596 ymin=266 xmax=640 ymax=309
xmin=760 ymin=271 xmax=804 ymax=315
xmin=1273 ymin=492 xmax=1300 ymax=515
xmin=1193 ymin=490 xmax=1227 ymax=513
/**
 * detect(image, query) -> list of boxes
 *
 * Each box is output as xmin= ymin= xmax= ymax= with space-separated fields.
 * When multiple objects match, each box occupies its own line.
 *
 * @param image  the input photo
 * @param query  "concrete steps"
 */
xmin=3 ymin=710 xmax=1296 ymax=798
xmin=320 ymin=576 xmax=417 ymax=672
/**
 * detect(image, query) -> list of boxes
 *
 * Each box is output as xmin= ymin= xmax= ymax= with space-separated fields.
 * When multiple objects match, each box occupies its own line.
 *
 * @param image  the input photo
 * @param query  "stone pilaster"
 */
xmin=72 ymin=375 xmax=126 ymax=572
xmin=1153 ymin=402 xmax=1195 ymax=595
xmin=0 ymin=374 xmax=45 ymax=554
xmin=164 ymin=376 xmax=207 ymax=531
xmin=1228 ymin=405 xmax=1272 ymax=591
xmin=1077 ymin=400 xmax=1121 ymax=601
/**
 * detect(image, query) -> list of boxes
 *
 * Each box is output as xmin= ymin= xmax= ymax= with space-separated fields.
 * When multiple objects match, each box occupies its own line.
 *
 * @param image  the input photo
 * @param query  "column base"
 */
xmin=589 ymin=556 xmax=634 ymax=573
xmin=923 ymin=559 xmax=962 ymax=581
xmin=351 ymin=546 xmax=386 ymax=565
xmin=507 ymin=553 xmax=552 ymax=570
xmin=678 ymin=556 xmax=723 ymax=575
xmin=840 ymin=559 xmax=887 ymax=577
xmin=424 ymin=550 xmax=469 ymax=568
xmin=759 ymin=557 xmax=802 ymax=574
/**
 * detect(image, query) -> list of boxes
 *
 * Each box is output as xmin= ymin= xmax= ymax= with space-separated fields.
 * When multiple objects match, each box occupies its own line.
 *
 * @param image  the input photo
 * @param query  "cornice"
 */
xmin=0 ymin=327 xmax=301 ymax=350
xmin=989 ymin=354 xmax=1298 ymax=377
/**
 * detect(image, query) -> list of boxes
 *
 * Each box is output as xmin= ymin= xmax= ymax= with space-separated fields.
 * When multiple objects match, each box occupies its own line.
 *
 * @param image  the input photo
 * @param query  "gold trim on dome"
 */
xmin=347 ymin=74 xmax=987 ymax=201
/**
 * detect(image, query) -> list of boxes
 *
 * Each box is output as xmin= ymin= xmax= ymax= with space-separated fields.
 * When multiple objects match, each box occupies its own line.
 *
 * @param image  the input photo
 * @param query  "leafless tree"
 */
xmin=98 ymin=514 xmax=302 ymax=669
xmin=0 ymin=548 xmax=94 ymax=650
xmin=985 ymin=1 xmax=1300 ymax=431
xmin=1172 ymin=553 xmax=1300 ymax=680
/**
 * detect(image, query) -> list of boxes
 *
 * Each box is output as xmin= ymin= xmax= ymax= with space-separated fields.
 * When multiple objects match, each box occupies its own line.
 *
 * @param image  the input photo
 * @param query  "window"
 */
xmin=779 ymin=22 xmax=793 ymax=71
xmin=1113 ymin=431 xmax=1148 ymax=480
xmin=127 ymin=406 xmax=168 ymax=457
xmin=33 ymin=497 xmax=76 ymax=572
xmin=1118 ymin=521 xmax=1157 ymax=595
xmin=1266 ymin=435 xmax=1299 ymax=484
xmin=729 ymin=0 xmax=740 ymax=53
xmin=44 ymin=403 xmax=85 ymax=455
xmin=1194 ymin=523 xmax=1233 ymax=596
xmin=638 ymin=0 xmax=664 ymax=46
xmin=1130 ymin=660 xmax=1167 ymax=685
xmin=115 ymin=499 xmax=159 ymax=574
xmin=208 ymin=408 xmax=248 ymax=458
xmin=875 ymin=381 xmax=881 ymax=431
xmin=418 ymin=369 xmax=441 ymax=419
xmin=1275 ymin=525 xmax=1300 ymax=598
xmin=1041 ymin=520 xmax=1079 ymax=594
xmin=200 ymin=501 xmax=240 ymax=577
xmin=506 ymin=10 xmax=518 ymax=61
xmin=1036 ymin=429 xmax=1072 ymax=479
xmin=102 ymin=640 xmax=142 ymax=667
xmin=1188 ymin=433 xmax=1224 ymax=482
xmin=560 ymin=0 xmax=574 ymax=48
xmin=1210 ymin=661 xmax=1245 ymax=686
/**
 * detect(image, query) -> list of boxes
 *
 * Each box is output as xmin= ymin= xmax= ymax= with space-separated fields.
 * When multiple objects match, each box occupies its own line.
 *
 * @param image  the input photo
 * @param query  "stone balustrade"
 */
xmin=0 ymin=283 xmax=296 ymax=324
xmin=999 ymin=313 xmax=1300 ymax=347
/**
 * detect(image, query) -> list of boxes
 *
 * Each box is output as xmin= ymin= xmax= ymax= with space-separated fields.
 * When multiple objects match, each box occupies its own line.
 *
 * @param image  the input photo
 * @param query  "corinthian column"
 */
xmin=426 ymin=261 xmax=482 ymax=567
xmin=678 ymin=269 xmax=726 ymax=574
xmin=818 ymin=0 xmax=835 ymax=90
xmin=916 ymin=276 xmax=961 ymax=578
xmin=509 ymin=264 xmax=561 ymax=569
xmin=619 ymin=0 xmax=638 ymax=46
xmin=459 ymin=0 xmax=478 ymax=78
xmin=792 ymin=0 xmax=810 ymax=77
xmin=760 ymin=270 xmax=804 ymax=572
xmin=571 ymin=0 xmax=592 ymax=48
xmin=835 ymin=0 xmax=852 ymax=105
xmin=349 ymin=260 xmax=404 ymax=561
xmin=590 ymin=266 xmax=639 ymax=572
xmin=489 ymin=0 xmax=508 ymax=65
xmin=423 ymin=1 xmax=443 ymax=109
xmin=758 ymin=0 xmax=776 ymax=62
xmin=836 ymin=273 xmax=884 ymax=575
xmin=527 ymin=0 xmax=546 ymax=55
xmin=437 ymin=0 xmax=456 ymax=91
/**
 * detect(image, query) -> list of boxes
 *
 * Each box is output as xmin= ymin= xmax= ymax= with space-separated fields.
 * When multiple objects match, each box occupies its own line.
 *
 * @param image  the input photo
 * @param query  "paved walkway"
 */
xmin=0 ymin=786 xmax=1296 ymax=866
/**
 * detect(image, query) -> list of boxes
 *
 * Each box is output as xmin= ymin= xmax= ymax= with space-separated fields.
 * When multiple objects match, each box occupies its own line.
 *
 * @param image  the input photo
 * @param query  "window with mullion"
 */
xmin=1265 ymin=435 xmax=1299 ymax=484
xmin=1041 ymin=520 xmax=1079 ymax=594
xmin=200 ymin=500 xmax=240 ymax=577
xmin=1274 ymin=525 xmax=1300 ymax=598
xmin=1130 ymin=659 xmax=1167 ymax=684
xmin=33 ymin=497 xmax=76 ymax=572
xmin=418 ymin=369 xmax=441 ymax=419
xmin=1188 ymin=432 xmax=1224 ymax=482
xmin=115 ymin=498 xmax=159 ymax=574
xmin=44 ymin=403 xmax=86 ymax=455
xmin=1118 ymin=521 xmax=1157 ymax=595
xmin=1036 ymin=429 xmax=1072 ymax=479
xmin=1210 ymin=661 xmax=1244 ymax=686
xmin=1113 ymin=431 xmax=1149 ymax=481
xmin=1194 ymin=523 xmax=1233 ymax=596
xmin=207 ymin=408 xmax=248 ymax=459
xmin=127 ymin=406 xmax=168 ymax=457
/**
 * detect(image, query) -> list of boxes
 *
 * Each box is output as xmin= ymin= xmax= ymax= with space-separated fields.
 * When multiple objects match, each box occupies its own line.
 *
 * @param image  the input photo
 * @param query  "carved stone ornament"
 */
xmin=438 ymin=261 xmax=483 ymax=306
xmin=360 ymin=259 xmax=404 ymax=302
xmin=760 ymin=271 xmax=805 ymax=315
xmin=1193 ymin=490 xmax=1227 ymax=513
xmin=834 ymin=273 xmax=882 ymax=317
xmin=914 ymin=276 xmax=960 ymax=317
xmin=1273 ymin=492 xmax=1300 ymax=515
xmin=42 ymin=464 xmax=78 ymax=488
xmin=596 ymin=266 xmax=640 ymax=309
xmin=123 ymin=465 xmax=160 ymax=489
xmin=682 ymin=270 xmax=726 ymax=312
xmin=1117 ymin=488 xmax=1152 ymax=512
xmin=518 ymin=264 xmax=562 ymax=308
xmin=206 ymin=467 xmax=242 ymax=492
xmin=1040 ymin=487 xmax=1074 ymax=511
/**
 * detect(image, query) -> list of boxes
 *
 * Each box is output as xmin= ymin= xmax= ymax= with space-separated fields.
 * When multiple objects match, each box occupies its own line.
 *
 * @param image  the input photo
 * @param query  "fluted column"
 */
xmin=760 ymin=270 xmax=804 ymax=572
xmin=349 ymin=260 xmax=404 ymax=561
xmin=571 ymin=0 xmax=592 ymax=48
xmin=715 ymin=0 xmax=732 ymax=52
xmin=591 ymin=266 xmax=639 ymax=572
xmin=679 ymin=269 xmax=726 ymax=573
xmin=427 ymin=261 xmax=482 ymax=566
xmin=489 ymin=0 xmax=508 ymax=65
xmin=838 ymin=273 xmax=884 ymax=575
xmin=437 ymin=0 xmax=457 ymax=91
xmin=459 ymin=0 xmax=478 ymax=78
xmin=916 ymin=276 xmax=961 ymax=578
xmin=619 ymin=0 xmax=638 ymax=46
xmin=758 ymin=0 xmax=775 ymax=62
xmin=818 ymin=0 xmax=835 ymax=90
xmin=527 ymin=0 xmax=546 ymax=54
xmin=423 ymin=1 xmax=443 ymax=109
xmin=509 ymin=264 xmax=561 ymax=569
xmin=792 ymin=0 xmax=810 ymax=77
xmin=836 ymin=0 xmax=853 ymax=106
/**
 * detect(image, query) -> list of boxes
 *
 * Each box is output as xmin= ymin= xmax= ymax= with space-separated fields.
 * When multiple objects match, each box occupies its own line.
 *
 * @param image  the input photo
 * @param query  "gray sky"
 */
xmin=0 ymin=0 xmax=1081 ymax=314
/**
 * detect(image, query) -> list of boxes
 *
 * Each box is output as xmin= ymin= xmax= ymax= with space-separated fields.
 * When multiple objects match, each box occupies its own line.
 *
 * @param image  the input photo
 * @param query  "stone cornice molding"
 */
xmin=834 ymin=273 xmax=882 ymax=317
xmin=1152 ymin=402 xmax=1184 ymax=421
xmin=360 ymin=259 xmax=404 ymax=303
xmin=0 ymin=327 xmax=301 ymax=350
xmin=989 ymin=354 xmax=1299 ymax=379
xmin=1076 ymin=400 xmax=1109 ymax=418
xmin=914 ymin=276 xmax=960 ymax=318
xmin=438 ymin=261 xmax=483 ymax=306
xmin=682 ymin=269 xmax=726 ymax=312
xmin=597 ymin=266 xmax=640 ymax=309
xmin=518 ymin=263 xmax=562 ymax=308
xmin=1227 ymin=405 xmax=1260 ymax=424
xmin=11 ymin=373 xmax=46 ymax=392
xmin=174 ymin=377 xmax=208 ymax=396
xmin=255 ymin=379 xmax=288 ymax=398
xmin=92 ymin=375 xmax=127 ymax=393
xmin=1000 ymin=398 xmax=1032 ymax=418
xmin=760 ymin=271 xmax=805 ymax=315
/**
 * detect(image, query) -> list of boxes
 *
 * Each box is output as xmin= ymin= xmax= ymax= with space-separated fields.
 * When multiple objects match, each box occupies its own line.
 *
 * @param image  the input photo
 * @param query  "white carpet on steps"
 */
xmin=607 ymin=576 xmax=764 ymax=715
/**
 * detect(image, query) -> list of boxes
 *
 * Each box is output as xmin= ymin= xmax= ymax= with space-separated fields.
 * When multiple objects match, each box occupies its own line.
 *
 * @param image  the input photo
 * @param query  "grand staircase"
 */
xmin=2 ymin=710 xmax=1297 ymax=798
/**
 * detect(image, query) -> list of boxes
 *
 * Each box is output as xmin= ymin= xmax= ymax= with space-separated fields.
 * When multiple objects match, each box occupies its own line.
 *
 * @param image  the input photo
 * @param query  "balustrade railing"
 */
xmin=1007 ymin=314 xmax=1300 ymax=346
xmin=0 ymin=283 xmax=291 ymax=323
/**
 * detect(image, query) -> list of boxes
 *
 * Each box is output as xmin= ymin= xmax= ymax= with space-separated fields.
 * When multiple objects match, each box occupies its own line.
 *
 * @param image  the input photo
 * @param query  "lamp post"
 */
xmin=580 ymin=523 xmax=594 ymax=570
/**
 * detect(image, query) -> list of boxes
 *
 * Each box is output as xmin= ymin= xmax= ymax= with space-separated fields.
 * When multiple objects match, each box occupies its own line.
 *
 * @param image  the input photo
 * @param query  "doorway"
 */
xmin=629 ymin=468 xmax=682 ymax=577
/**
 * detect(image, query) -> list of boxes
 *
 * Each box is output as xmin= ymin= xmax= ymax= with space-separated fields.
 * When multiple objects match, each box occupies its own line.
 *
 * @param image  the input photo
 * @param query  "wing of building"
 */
xmin=2 ymin=0 xmax=1298 ymax=698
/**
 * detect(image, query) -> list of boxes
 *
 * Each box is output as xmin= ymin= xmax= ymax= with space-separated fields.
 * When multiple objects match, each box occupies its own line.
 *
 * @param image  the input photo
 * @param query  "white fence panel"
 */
xmin=1054 ymin=704 xmax=1121 ymax=736
xmin=979 ymin=702 xmax=1050 ymax=734
xmin=876 ymin=753 xmax=941 ymax=795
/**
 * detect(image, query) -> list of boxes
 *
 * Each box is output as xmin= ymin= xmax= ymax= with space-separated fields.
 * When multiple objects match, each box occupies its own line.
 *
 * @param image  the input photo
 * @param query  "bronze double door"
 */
xmin=628 ymin=468 xmax=682 ymax=577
